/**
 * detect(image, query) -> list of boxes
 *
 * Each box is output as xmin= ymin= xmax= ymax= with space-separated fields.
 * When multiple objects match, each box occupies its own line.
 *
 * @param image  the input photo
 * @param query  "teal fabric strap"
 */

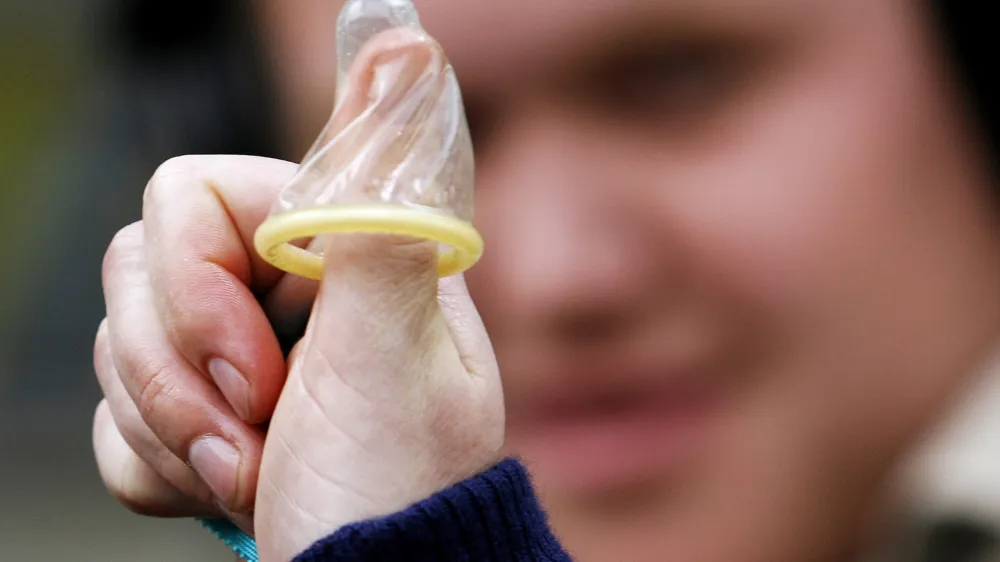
xmin=199 ymin=518 xmax=259 ymax=561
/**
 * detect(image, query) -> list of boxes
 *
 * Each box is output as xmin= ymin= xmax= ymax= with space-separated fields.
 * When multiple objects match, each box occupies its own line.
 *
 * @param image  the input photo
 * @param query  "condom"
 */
xmin=254 ymin=0 xmax=482 ymax=280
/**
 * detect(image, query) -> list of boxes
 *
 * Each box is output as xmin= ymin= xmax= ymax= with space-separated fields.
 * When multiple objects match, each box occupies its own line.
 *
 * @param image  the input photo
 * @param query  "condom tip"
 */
xmin=338 ymin=0 xmax=423 ymax=30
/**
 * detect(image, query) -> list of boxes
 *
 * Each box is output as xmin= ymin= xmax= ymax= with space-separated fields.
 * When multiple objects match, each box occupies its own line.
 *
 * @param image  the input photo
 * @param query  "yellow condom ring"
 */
xmin=254 ymin=204 xmax=484 ymax=280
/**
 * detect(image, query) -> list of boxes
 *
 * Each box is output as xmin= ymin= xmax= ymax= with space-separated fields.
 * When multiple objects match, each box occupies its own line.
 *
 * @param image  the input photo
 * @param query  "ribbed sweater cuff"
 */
xmin=292 ymin=458 xmax=571 ymax=562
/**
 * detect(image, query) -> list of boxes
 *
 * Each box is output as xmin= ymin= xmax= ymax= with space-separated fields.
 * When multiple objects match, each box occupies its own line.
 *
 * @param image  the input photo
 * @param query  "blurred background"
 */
xmin=2 ymin=1 xmax=997 ymax=561
xmin=0 ymin=0 xmax=279 ymax=559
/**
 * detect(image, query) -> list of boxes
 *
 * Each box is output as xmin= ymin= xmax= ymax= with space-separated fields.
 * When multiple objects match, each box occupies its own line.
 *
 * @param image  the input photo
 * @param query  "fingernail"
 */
xmin=190 ymin=436 xmax=241 ymax=507
xmin=208 ymin=358 xmax=251 ymax=420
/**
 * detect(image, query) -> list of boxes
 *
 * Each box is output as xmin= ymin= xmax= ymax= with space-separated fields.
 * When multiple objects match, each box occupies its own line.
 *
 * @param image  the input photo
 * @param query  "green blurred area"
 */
xmin=0 ymin=3 xmax=232 ymax=559
xmin=0 ymin=6 xmax=88 ymax=330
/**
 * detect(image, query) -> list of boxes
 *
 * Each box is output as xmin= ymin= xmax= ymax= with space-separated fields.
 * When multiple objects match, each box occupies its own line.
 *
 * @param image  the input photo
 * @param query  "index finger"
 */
xmin=141 ymin=155 xmax=315 ymax=422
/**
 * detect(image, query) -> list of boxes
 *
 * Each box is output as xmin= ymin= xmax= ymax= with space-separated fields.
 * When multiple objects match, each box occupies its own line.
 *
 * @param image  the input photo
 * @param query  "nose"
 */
xmin=470 ymin=103 xmax=658 ymax=344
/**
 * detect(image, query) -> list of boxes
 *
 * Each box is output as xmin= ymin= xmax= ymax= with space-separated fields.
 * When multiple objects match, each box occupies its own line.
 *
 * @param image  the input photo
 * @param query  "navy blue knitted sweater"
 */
xmin=291 ymin=458 xmax=572 ymax=561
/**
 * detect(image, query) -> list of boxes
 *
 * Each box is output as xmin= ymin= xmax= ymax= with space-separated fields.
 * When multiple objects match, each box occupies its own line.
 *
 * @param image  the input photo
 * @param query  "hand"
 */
xmin=92 ymin=155 xmax=505 ymax=561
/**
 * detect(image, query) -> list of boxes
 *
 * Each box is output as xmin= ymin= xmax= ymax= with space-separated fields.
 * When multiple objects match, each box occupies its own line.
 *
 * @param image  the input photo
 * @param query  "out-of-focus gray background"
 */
xmin=0 ymin=0 xmax=277 ymax=559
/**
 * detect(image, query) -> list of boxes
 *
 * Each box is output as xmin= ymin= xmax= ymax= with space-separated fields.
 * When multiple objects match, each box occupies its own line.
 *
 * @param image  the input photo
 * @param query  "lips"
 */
xmin=507 ymin=371 xmax=724 ymax=496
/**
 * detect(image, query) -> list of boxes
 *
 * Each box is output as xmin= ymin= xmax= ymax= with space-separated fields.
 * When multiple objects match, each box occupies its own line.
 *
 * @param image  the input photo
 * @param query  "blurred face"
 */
xmin=256 ymin=0 xmax=1000 ymax=560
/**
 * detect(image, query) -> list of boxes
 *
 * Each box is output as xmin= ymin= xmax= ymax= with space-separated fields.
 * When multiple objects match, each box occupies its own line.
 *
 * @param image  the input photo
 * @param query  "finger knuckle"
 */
xmin=93 ymin=319 xmax=110 ymax=372
xmin=92 ymin=399 xmax=112 ymax=447
xmin=102 ymin=221 xmax=144 ymax=282
xmin=135 ymin=359 xmax=180 ymax=430
xmin=143 ymin=155 xmax=205 ymax=208
xmin=94 ymin=318 xmax=110 ymax=349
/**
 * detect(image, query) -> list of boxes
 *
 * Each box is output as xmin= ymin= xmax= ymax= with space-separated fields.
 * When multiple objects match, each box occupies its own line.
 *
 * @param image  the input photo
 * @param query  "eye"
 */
xmin=597 ymin=44 xmax=752 ymax=126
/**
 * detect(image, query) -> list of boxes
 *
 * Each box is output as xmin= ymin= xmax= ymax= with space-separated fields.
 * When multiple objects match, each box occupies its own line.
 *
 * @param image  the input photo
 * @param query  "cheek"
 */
xmin=633 ymin=43 xmax=956 ymax=358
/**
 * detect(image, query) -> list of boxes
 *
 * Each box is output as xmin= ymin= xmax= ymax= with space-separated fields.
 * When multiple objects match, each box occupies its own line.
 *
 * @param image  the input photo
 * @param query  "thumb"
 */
xmin=305 ymin=228 xmax=500 ymax=381
xmin=254 ymin=11 xmax=502 ymax=561
xmin=307 ymin=233 xmax=446 ymax=390
xmin=292 ymin=23 xmax=490 ymax=391
xmin=302 ymin=231 xmax=500 ymax=401
xmin=258 ymin=235 xmax=503 ymax=562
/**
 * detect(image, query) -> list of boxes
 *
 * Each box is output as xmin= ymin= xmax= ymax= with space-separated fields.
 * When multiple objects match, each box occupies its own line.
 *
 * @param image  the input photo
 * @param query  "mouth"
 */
xmin=507 ymin=371 xmax=724 ymax=496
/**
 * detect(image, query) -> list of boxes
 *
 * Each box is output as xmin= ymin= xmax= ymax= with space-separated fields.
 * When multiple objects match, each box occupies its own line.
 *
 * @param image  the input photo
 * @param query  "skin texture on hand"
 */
xmin=255 ymin=232 xmax=504 ymax=560
xmin=92 ymin=154 xmax=505 ymax=562
xmin=94 ymin=15 xmax=502 ymax=561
